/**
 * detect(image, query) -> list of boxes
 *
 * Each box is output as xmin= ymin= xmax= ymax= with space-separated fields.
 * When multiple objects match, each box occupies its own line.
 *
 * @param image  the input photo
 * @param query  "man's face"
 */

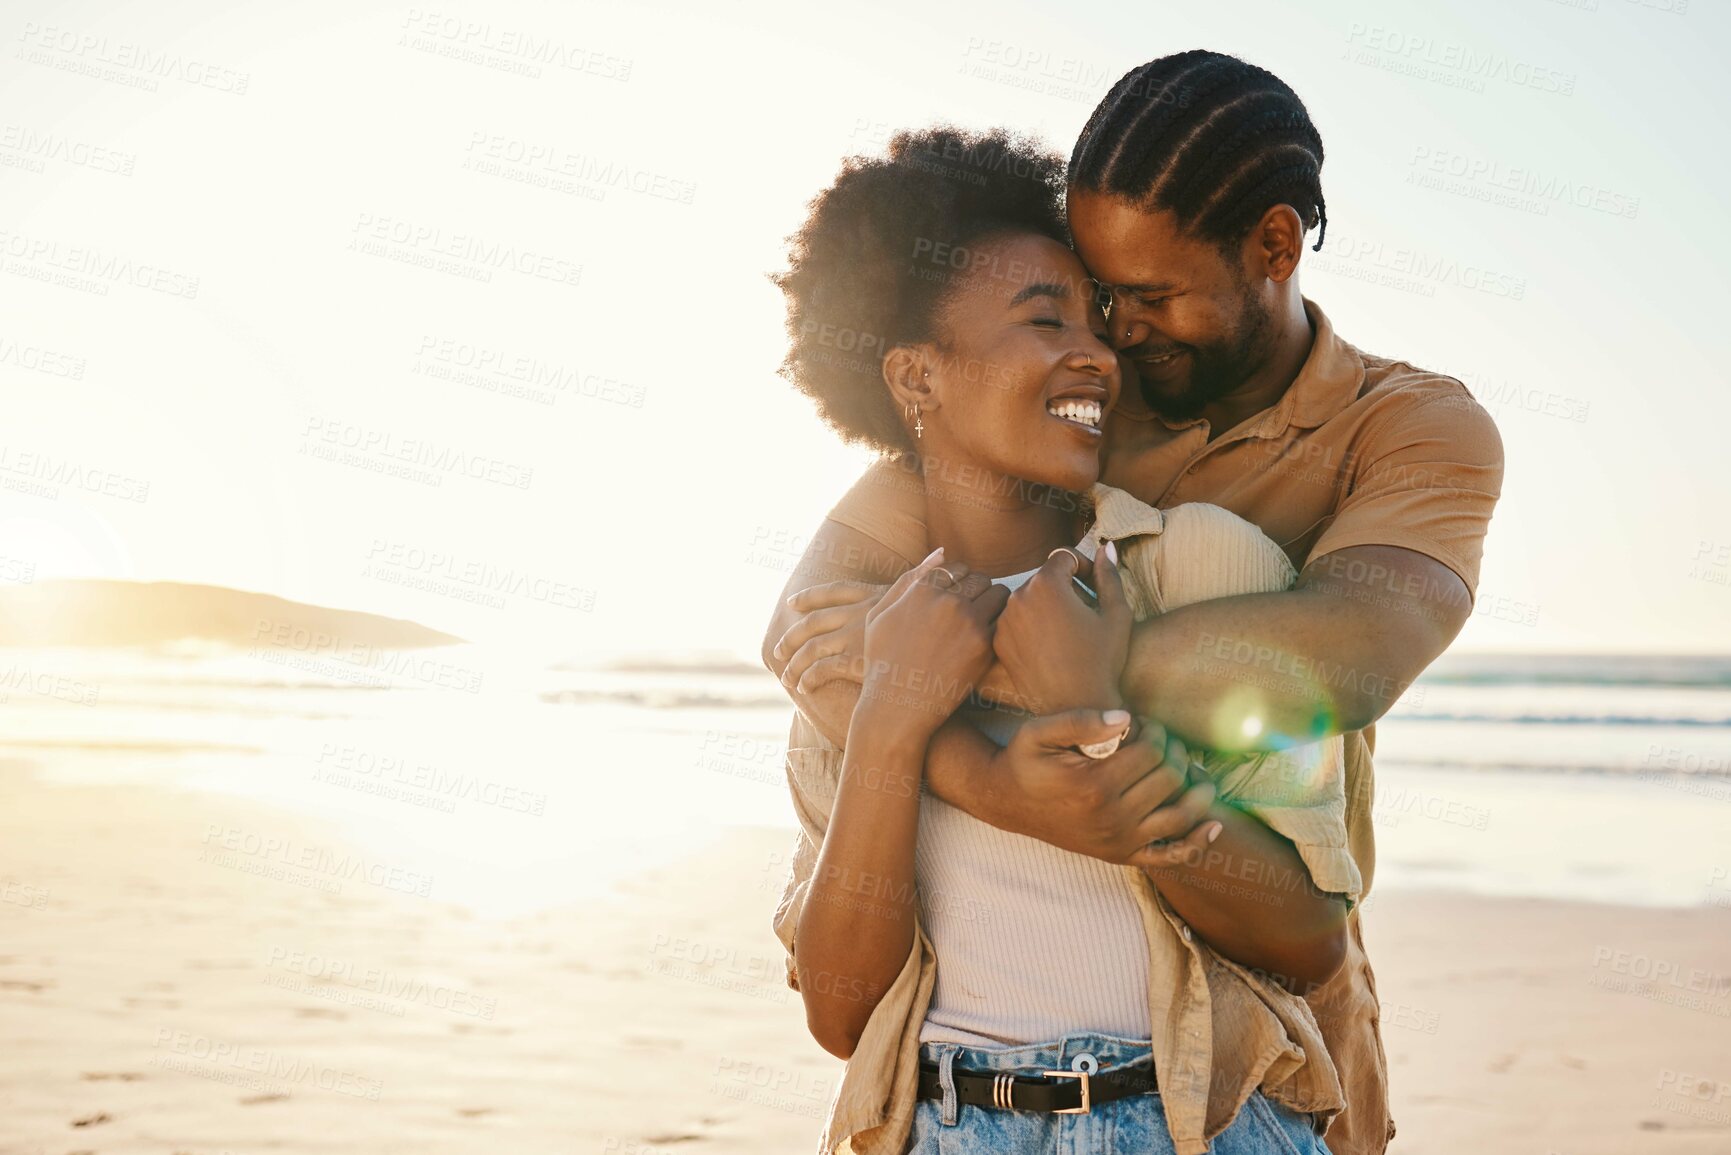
xmin=1067 ymin=189 xmax=1272 ymax=422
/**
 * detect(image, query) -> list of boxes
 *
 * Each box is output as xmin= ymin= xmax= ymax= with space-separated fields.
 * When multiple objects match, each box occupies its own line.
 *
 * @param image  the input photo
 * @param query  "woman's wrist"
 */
xmin=852 ymin=682 xmax=948 ymax=746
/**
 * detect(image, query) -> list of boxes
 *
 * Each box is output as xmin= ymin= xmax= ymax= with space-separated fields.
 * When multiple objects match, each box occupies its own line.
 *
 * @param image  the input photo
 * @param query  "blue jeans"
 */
xmin=904 ymin=1033 xmax=1330 ymax=1155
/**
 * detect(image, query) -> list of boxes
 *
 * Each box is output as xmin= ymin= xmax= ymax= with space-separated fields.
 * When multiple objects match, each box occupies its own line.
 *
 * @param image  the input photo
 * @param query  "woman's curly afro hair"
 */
xmin=773 ymin=126 xmax=1067 ymax=454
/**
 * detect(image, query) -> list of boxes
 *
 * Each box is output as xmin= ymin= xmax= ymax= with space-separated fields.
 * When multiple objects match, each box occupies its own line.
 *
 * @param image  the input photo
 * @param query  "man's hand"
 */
xmin=992 ymin=543 xmax=1132 ymax=715
xmin=771 ymin=579 xmax=890 ymax=696
xmin=974 ymin=709 xmax=1220 ymax=868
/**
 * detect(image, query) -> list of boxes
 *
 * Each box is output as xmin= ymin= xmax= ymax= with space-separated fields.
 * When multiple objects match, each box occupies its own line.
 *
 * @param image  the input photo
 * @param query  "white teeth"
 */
xmin=1047 ymin=399 xmax=1101 ymax=429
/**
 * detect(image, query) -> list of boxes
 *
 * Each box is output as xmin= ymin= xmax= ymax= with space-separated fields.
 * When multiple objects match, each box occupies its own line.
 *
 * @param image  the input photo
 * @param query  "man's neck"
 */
xmin=922 ymin=468 xmax=1079 ymax=578
xmin=1197 ymin=294 xmax=1315 ymax=440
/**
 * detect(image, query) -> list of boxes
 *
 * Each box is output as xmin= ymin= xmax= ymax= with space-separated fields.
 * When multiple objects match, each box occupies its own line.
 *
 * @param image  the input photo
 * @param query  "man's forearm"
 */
xmin=1123 ymin=546 xmax=1470 ymax=753
xmin=1123 ymin=588 xmax=1352 ymax=752
xmin=1141 ymin=802 xmax=1347 ymax=989
xmin=919 ymin=718 xmax=1001 ymax=821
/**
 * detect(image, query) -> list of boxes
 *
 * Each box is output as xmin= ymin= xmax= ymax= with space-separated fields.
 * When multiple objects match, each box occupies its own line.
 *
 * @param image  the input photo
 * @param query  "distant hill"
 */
xmin=0 ymin=580 xmax=462 ymax=649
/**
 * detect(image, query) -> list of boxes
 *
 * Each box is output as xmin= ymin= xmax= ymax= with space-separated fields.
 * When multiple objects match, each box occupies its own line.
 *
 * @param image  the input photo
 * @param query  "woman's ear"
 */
xmin=883 ymin=345 xmax=939 ymax=414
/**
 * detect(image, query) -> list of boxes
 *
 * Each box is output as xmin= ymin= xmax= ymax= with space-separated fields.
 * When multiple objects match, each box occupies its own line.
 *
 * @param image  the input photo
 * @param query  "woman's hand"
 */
xmin=992 ymin=541 xmax=1132 ymax=715
xmin=982 ymin=709 xmax=1221 ymax=866
xmin=858 ymin=548 xmax=1010 ymax=737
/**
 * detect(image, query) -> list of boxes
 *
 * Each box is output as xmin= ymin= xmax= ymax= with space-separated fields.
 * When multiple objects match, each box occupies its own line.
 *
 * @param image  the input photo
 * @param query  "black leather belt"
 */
xmin=916 ymin=1060 xmax=1155 ymax=1115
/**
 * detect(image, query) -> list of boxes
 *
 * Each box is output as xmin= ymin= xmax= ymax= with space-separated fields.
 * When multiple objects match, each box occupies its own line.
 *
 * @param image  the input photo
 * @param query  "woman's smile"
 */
xmin=1046 ymin=396 xmax=1104 ymax=432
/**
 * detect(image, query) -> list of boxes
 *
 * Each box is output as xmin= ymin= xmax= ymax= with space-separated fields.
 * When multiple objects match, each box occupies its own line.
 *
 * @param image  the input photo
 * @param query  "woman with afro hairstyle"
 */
xmin=768 ymin=126 xmax=1353 ymax=1155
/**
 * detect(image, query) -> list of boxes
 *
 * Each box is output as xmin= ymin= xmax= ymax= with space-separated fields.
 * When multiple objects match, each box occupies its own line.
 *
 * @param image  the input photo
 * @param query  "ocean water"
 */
xmin=2 ymin=646 xmax=1727 ymax=914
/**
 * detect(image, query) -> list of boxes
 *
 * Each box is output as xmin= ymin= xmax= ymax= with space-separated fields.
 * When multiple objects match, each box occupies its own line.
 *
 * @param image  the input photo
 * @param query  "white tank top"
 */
xmin=915 ymin=563 xmax=1152 ymax=1046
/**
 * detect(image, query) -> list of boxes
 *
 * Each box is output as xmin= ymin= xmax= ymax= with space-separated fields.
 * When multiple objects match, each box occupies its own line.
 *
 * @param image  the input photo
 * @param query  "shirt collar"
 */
xmin=1283 ymin=298 xmax=1364 ymax=430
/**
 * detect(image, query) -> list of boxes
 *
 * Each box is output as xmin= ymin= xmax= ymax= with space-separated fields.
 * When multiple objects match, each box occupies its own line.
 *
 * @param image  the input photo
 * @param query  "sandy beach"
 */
xmin=3 ymin=765 xmax=1727 ymax=1155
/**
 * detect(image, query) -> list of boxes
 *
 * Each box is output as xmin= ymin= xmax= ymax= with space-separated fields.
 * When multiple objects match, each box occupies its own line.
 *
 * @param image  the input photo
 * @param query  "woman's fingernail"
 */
xmin=926 ymin=546 xmax=945 ymax=562
xmin=1104 ymin=540 xmax=1119 ymax=565
xmin=1206 ymin=823 xmax=1223 ymax=843
xmin=1103 ymin=709 xmax=1130 ymax=727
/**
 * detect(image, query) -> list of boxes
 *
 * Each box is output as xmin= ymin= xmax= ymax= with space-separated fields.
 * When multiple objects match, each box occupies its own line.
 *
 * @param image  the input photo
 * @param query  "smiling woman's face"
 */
xmin=907 ymin=232 xmax=1120 ymax=496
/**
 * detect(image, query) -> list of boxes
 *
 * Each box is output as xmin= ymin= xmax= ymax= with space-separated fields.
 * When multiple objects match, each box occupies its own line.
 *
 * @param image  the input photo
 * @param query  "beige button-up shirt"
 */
xmin=773 ymin=485 xmax=1362 ymax=1155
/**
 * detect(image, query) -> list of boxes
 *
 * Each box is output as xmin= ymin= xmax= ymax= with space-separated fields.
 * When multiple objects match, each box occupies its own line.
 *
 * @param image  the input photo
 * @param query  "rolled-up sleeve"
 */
xmin=1207 ymin=742 xmax=1363 ymax=901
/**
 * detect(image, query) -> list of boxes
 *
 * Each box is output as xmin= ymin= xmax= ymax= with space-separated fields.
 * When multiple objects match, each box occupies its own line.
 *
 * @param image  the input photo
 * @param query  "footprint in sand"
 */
xmin=240 ymin=1093 xmax=290 ymax=1105
xmin=0 ymin=979 xmax=50 ymax=993
xmin=456 ymin=1107 xmax=495 ymax=1117
xmin=292 ymin=1007 xmax=347 ymax=1019
xmin=70 ymin=1112 xmax=111 ymax=1128
xmin=81 ymin=1072 xmax=147 ymax=1082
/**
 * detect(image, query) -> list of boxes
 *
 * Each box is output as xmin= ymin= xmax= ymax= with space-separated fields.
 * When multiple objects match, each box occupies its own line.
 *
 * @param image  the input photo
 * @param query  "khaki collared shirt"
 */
xmin=775 ymin=485 xmax=1363 ymax=1155
xmin=796 ymin=301 xmax=1504 ymax=1155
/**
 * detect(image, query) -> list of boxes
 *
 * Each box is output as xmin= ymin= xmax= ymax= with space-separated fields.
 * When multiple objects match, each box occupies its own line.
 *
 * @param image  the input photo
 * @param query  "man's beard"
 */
xmin=1136 ymin=286 xmax=1272 ymax=422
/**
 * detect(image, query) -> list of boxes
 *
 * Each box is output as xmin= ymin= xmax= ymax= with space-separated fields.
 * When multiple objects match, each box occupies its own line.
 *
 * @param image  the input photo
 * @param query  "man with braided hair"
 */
xmin=766 ymin=50 xmax=1504 ymax=1155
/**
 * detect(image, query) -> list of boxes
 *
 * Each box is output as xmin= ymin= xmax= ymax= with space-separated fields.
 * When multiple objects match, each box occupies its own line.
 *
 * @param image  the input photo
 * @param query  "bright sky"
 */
xmin=2 ymin=0 xmax=1726 ymax=662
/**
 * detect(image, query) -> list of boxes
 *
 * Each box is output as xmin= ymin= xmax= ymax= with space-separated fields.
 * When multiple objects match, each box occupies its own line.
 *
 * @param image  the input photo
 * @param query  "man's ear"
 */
xmin=883 ymin=345 xmax=939 ymax=413
xmin=1248 ymin=204 xmax=1304 ymax=284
